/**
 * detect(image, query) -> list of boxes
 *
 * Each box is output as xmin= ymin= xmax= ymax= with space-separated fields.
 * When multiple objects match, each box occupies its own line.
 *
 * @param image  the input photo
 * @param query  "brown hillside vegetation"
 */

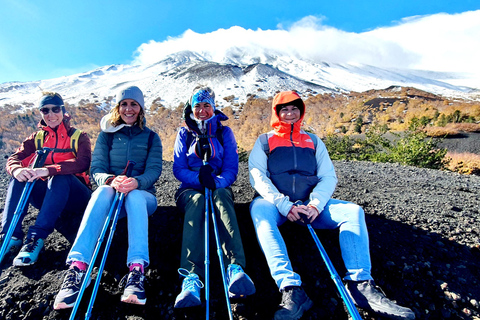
xmin=1 ymin=87 xmax=479 ymax=165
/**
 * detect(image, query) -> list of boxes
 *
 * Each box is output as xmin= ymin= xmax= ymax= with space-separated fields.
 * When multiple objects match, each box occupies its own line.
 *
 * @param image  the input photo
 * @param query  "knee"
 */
xmin=344 ymin=203 xmax=365 ymax=224
xmin=48 ymin=174 xmax=71 ymax=188
xmin=250 ymin=199 xmax=277 ymax=223
xmin=213 ymin=188 xmax=232 ymax=202
xmin=125 ymin=190 xmax=147 ymax=207
xmin=92 ymin=185 xmax=115 ymax=200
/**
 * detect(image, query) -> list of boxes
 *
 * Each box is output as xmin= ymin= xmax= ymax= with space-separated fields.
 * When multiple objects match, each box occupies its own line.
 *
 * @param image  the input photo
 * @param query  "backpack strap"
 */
xmin=185 ymin=126 xmax=225 ymax=149
xmin=35 ymin=128 xmax=82 ymax=155
xmin=69 ymin=129 xmax=82 ymax=156
xmin=147 ymin=130 xmax=155 ymax=151
xmin=35 ymin=131 xmax=45 ymax=150
xmin=259 ymin=132 xmax=273 ymax=157
xmin=306 ymin=132 xmax=318 ymax=151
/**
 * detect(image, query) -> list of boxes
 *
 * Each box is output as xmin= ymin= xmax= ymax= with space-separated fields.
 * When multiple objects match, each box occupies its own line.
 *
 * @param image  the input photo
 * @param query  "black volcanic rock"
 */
xmin=0 ymin=158 xmax=479 ymax=320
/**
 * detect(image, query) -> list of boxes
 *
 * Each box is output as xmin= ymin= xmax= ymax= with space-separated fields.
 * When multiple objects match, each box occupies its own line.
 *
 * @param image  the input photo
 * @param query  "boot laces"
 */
xmin=23 ymin=236 xmax=41 ymax=253
xmin=178 ymin=268 xmax=204 ymax=290
xmin=62 ymin=267 xmax=85 ymax=290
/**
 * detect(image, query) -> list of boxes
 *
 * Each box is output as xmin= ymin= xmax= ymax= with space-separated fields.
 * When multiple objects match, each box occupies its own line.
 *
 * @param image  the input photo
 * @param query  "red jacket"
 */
xmin=6 ymin=116 xmax=91 ymax=186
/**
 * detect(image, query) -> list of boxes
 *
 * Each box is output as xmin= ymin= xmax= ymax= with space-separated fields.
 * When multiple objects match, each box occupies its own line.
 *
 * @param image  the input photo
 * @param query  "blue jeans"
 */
xmin=1 ymin=175 xmax=92 ymax=240
xmin=250 ymin=197 xmax=373 ymax=291
xmin=67 ymin=185 xmax=157 ymax=267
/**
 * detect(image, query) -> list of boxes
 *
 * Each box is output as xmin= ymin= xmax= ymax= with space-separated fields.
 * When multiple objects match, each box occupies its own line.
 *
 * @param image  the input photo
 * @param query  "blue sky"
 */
xmin=0 ymin=0 xmax=479 ymax=84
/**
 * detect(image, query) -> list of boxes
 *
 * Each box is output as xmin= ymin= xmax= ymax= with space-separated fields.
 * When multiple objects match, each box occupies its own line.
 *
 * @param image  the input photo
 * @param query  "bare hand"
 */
xmin=111 ymin=175 xmax=138 ymax=194
xmin=287 ymin=204 xmax=320 ymax=223
xmin=13 ymin=167 xmax=49 ymax=182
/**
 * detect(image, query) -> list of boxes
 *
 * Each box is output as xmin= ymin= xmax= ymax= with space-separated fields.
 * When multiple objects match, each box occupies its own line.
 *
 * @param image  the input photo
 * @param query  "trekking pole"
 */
xmin=204 ymin=186 xmax=211 ymax=319
xmin=84 ymin=161 xmax=135 ymax=320
xmin=208 ymin=189 xmax=234 ymax=320
xmin=307 ymin=224 xmax=362 ymax=320
xmin=0 ymin=148 xmax=50 ymax=265
xmin=203 ymin=158 xmax=211 ymax=320
xmin=68 ymin=161 xmax=136 ymax=320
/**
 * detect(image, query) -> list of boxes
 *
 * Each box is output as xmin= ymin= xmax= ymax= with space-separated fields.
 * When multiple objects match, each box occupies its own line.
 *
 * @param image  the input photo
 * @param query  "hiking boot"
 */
xmin=174 ymin=268 xmax=204 ymax=308
xmin=274 ymin=286 xmax=313 ymax=320
xmin=0 ymin=234 xmax=22 ymax=254
xmin=227 ymin=264 xmax=256 ymax=298
xmin=120 ymin=266 xmax=146 ymax=305
xmin=346 ymin=280 xmax=415 ymax=319
xmin=54 ymin=266 xmax=90 ymax=310
xmin=12 ymin=234 xmax=44 ymax=266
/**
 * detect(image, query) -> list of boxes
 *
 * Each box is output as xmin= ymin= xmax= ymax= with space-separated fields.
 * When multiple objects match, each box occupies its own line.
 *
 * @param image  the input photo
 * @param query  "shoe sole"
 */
xmin=174 ymin=292 xmax=202 ymax=308
xmin=274 ymin=297 xmax=314 ymax=320
xmin=121 ymin=294 xmax=146 ymax=305
xmin=54 ymin=302 xmax=74 ymax=310
xmin=228 ymin=274 xmax=256 ymax=298
xmin=12 ymin=258 xmax=37 ymax=266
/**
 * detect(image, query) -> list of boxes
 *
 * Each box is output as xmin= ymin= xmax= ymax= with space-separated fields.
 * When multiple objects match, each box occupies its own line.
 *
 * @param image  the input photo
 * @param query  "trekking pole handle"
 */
xmin=32 ymin=148 xmax=52 ymax=169
xmin=124 ymin=160 xmax=136 ymax=177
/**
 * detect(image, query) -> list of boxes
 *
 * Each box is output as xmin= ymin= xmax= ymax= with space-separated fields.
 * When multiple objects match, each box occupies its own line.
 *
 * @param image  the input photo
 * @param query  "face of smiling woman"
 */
xmin=119 ymin=99 xmax=141 ymax=125
xmin=278 ymin=104 xmax=301 ymax=124
xmin=41 ymin=104 xmax=64 ymax=128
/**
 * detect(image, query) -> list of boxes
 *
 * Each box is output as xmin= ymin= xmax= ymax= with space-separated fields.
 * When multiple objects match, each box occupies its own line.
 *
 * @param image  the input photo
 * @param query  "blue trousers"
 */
xmin=67 ymin=186 xmax=157 ymax=267
xmin=1 ymin=175 xmax=92 ymax=240
xmin=250 ymin=197 xmax=373 ymax=291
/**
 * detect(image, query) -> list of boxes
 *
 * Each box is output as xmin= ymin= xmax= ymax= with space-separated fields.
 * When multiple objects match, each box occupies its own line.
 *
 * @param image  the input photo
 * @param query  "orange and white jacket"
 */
xmin=248 ymin=91 xmax=337 ymax=216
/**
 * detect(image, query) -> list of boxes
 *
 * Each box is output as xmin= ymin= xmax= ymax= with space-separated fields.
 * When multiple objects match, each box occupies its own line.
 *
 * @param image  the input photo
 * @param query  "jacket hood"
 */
xmin=270 ymin=91 xmax=305 ymax=137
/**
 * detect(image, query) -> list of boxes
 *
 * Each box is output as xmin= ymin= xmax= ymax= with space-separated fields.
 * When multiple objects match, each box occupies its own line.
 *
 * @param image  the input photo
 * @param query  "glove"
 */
xmin=199 ymin=164 xmax=216 ymax=190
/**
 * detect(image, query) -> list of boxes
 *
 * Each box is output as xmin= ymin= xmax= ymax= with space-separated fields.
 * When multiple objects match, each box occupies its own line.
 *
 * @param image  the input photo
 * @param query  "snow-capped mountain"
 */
xmin=0 ymin=50 xmax=478 ymax=110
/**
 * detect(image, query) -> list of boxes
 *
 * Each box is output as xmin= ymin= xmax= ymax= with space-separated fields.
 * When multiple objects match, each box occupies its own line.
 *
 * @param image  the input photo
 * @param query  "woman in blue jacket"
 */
xmin=53 ymin=86 xmax=163 ymax=309
xmin=173 ymin=86 xmax=255 ymax=308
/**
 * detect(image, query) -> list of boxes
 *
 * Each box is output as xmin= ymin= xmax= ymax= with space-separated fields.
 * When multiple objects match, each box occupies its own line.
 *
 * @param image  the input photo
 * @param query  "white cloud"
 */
xmin=133 ymin=11 xmax=480 ymax=75
xmin=366 ymin=11 xmax=480 ymax=74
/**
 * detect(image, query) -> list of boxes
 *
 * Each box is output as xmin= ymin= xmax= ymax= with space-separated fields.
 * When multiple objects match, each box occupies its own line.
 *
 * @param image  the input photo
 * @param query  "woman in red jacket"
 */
xmin=0 ymin=92 xmax=92 ymax=266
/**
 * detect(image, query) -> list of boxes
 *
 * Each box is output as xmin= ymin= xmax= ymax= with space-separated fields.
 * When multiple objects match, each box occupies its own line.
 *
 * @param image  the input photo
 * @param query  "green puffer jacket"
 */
xmin=91 ymin=124 xmax=163 ymax=195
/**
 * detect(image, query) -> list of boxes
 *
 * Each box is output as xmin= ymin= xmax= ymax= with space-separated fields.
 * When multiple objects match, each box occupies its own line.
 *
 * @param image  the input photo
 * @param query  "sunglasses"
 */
xmin=40 ymin=106 xmax=62 ymax=115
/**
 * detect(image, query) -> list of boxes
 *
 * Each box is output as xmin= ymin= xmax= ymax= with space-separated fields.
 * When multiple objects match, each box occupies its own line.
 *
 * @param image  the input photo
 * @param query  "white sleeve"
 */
xmin=248 ymin=136 xmax=294 ymax=216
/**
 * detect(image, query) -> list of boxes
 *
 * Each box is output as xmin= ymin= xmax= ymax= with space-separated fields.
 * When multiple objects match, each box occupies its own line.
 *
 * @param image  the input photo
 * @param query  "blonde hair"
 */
xmin=109 ymin=103 xmax=145 ymax=129
xmin=41 ymin=91 xmax=63 ymax=99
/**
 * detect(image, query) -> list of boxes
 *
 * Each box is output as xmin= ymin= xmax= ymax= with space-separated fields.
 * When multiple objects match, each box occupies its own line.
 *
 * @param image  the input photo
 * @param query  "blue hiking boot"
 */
xmin=13 ymin=234 xmax=44 ymax=266
xmin=0 ymin=234 xmax=22 ymax=254
xmin=120 ymin=266 xmax=146 ymax=305
xmin=174 ymin=268 xmax=204 ymax=308
xmin=227 ymin=264 xmax=256 ymax=298
xmin=54 ymin=266 xmax=90 ymax=310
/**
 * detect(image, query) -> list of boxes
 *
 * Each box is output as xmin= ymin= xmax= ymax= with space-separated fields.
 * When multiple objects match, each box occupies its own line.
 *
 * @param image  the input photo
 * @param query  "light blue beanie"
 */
xmin=116 ymin=86 xmax=145 ymax=110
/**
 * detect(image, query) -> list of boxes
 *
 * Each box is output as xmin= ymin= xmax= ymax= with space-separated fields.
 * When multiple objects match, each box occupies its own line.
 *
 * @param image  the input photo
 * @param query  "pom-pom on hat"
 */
xmin=116 ymin=86 xmax=145 ymax=110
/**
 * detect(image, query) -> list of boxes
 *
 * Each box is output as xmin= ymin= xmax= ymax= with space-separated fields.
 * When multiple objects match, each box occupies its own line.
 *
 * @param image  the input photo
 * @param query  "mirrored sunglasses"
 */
xmin=40 ymin=106 xmax=62 ymax=115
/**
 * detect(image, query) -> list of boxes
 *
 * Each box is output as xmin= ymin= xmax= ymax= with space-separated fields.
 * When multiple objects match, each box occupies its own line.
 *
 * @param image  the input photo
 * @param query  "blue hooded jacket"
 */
xmin=173 ymin=104 xmax=238 ymax=191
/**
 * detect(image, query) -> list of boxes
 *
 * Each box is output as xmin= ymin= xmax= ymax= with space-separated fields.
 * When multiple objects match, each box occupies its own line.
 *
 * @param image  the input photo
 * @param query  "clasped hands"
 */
xmin=13 ymin=167 xmax=49 ymax=182
xmin=111 ymin=175 xmax=138 ymax=194
xmin=287 ymin=204 xmax=319 ymax=223
xmin=199 ymin=164 xmax=216 ymax=190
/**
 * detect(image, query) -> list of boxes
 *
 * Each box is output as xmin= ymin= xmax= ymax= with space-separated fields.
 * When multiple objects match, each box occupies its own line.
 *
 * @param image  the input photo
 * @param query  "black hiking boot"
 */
xmin=274 ymin=286 xmax=313 ymax=320
xmin=346 ymin=280 xmax=415 ymax=319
